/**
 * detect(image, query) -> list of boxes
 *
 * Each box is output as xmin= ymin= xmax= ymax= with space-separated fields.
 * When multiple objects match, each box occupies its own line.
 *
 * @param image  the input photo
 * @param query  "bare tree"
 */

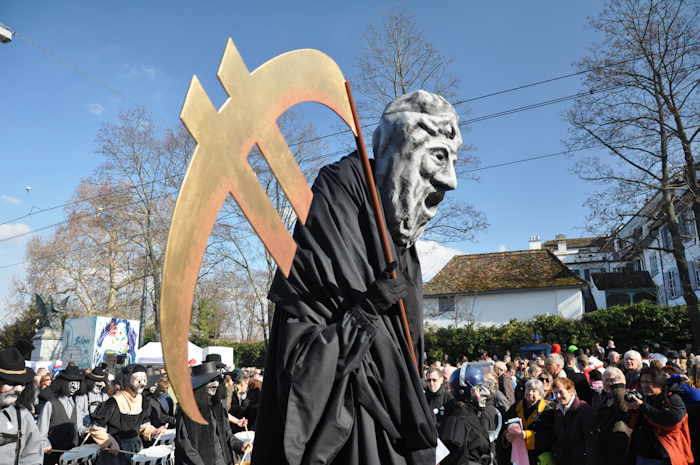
xmin=568 ymin=0 xmax=700 ymax=349
xmin=355 ymin=11 xmax=460 ymax=117
xmin=208 ymin=110 xmax=327 ymax=343
xmin=354 ymin=11 xmax=487 ymax=244
xmin=21 ymin=178 xmax=146 ymax=318
xmin=95 ymin=107 xmax=189 ymax=339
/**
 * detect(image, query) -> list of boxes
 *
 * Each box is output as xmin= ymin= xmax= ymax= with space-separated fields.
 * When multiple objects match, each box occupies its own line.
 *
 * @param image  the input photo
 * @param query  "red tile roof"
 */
xmin=423 ymin=249 xmax=587 ymax=296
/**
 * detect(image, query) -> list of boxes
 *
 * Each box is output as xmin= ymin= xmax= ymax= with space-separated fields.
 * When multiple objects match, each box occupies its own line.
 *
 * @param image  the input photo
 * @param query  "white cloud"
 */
xmin=86 ymin=103 xmax=105 ymax=115
xmin=123 ymin=64 xmax=158 ymax=80
xmin=0 ymin=223 xmax=32 ymax=241
xmin=0 ymin=195 xmax=22 ymax=205
xmin=416 ymin=240 xmax=465 ymax=282
xmin=498 ymin=244 xmax=508 ymax=252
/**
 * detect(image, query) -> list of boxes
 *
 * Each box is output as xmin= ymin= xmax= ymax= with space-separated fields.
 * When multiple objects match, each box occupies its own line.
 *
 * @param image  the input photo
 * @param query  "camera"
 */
xmin=624 ymin=389 xmax=643 ymax=402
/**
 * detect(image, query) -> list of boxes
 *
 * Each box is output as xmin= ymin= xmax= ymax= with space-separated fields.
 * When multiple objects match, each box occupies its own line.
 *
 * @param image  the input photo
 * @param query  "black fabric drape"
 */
xmin=252 ymin=153 xmax=437 ymax=465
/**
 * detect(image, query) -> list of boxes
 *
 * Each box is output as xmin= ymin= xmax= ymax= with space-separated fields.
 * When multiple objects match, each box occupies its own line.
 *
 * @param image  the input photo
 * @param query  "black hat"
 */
xmin=58 ymin=365 xmax=84 ymax=382
xmin=666 ymin=350 xmax=680 ymax=359
xmin=203 ymin=353 xmax=227 ymax=372
xmin=191 ymin=361 xmax=225 ymax=389
xmin=204 ymin=353 xmax=221 ymax=363
xmin=86 ymin=365 xmax=107 ymax=381
xmin=0 ymin=348 xmax=29 ymax=385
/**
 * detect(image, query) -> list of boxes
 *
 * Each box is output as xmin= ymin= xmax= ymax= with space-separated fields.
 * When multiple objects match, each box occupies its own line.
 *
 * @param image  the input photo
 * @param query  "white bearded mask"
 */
xmin=373 ymin=91 xmax=461 ymax=247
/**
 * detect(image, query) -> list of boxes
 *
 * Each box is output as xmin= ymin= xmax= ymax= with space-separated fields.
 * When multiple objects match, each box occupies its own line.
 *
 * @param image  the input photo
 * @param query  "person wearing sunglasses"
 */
xmin=424 ymin=367 xmax=452 ymax=430
xmin=538 ymin=374 xmax=555 ymax=402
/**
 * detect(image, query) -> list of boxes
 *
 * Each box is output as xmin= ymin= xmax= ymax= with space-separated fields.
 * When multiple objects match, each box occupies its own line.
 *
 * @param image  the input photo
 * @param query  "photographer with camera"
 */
xmin=627 ymin=366 xmax=694 ymax=465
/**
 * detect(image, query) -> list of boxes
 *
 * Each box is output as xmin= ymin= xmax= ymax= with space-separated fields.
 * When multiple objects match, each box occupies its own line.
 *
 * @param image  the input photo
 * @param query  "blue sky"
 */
xmin=0 ymin=1 xmax=607 ymax=306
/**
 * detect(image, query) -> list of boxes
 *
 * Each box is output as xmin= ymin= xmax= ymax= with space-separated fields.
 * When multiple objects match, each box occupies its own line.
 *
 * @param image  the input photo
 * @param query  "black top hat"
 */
xmin=191 ymin=361 xmax=225 ymax=389
xmin=58 ymin=365 xmax=84 ymax=382
xmin=0 ymin=348 xmax=29 ymax=385
xmin=86 ymin=365 xmax=107 ymax=381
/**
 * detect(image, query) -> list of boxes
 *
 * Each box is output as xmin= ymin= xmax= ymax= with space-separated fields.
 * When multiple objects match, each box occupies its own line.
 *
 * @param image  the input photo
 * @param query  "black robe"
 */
xmin=252 ymin=153 xmax=437 ymax=465
xmin=175 ymin=400 xmax=245 ymax=465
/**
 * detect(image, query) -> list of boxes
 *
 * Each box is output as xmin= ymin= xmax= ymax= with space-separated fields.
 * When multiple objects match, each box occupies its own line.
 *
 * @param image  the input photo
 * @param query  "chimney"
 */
xmin=556 ymin=233 xmax=567 ymax=253
xmin=528 ymin=235 xmax=542 ymax=250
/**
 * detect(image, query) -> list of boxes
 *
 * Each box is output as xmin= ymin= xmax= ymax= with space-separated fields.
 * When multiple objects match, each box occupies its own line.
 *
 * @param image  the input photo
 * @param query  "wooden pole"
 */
xmin=344 ymin=80 xmax=418 ymax=371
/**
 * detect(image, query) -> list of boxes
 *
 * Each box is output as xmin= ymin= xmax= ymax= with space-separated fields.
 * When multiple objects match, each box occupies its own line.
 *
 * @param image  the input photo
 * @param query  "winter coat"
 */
xmin=552 ymin=396 xmax=597 ymax=465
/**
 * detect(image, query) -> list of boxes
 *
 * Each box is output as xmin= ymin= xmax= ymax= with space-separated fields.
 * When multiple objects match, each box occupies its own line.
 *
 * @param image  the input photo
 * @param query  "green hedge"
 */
xmin=208 ymin=339 xmax=267 ymax=367
xmin=425 ymin=302 xmax=692 ymax=362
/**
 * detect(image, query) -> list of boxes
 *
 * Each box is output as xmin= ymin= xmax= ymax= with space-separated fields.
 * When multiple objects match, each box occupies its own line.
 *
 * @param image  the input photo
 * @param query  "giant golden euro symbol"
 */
xmin=160 ymin=39 xmax=358 ymax=424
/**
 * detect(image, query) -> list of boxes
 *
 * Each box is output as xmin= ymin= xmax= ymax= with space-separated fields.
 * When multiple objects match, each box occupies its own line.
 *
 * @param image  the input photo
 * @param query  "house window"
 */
xmin=666 ymin=269 xmax=681 ymax=299
xmin=649 ymin=253 xmax=659 ymax=276
xmin=438 ymin=296 xmax=455 ymax=314
xmin=679 ymin=213 xmax=696 ymax=241
xmin=661 ymin=225 xmax=672 ymax=249
xmin=692 ymin=260 xmax=700 ymax=290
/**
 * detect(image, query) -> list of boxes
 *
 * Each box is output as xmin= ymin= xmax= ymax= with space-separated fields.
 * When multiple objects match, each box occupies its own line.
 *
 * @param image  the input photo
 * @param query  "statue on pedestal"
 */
xmin=30 ymin=294 xmax=68 ymax=362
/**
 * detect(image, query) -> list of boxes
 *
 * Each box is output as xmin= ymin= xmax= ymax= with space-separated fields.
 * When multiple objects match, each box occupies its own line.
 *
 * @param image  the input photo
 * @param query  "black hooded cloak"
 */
xmin=252 ymin=153 xmax=437 ymax=465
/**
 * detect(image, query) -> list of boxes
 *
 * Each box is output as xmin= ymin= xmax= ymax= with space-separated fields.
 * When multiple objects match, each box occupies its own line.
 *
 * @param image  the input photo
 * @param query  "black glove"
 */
xmin=365 ymin=262 xmax=408 ymax=313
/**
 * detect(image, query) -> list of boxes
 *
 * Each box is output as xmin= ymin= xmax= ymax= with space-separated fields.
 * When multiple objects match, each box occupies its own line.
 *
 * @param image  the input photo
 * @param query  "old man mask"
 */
xmin=372 ymin=90 xmax=461 ymax=247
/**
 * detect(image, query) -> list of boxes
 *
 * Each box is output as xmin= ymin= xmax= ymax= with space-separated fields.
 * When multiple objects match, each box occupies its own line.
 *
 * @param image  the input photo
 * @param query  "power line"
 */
xmin=3 ymin=128 xmax=699 ymax=269
xmin=0 ymin=216 xmax=257 ymax=271
xmin=0 ymin=191 xmax=175 ymax=243
xmin=7 ymin=37 xmax=698 ymax=230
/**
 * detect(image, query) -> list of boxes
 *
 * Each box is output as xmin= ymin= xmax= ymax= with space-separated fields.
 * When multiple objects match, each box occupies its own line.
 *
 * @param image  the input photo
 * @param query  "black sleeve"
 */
xmin=91 ymin=397 xmax=118 ymax=428
xmin=640 ymin=393 xmax=686 ymax=427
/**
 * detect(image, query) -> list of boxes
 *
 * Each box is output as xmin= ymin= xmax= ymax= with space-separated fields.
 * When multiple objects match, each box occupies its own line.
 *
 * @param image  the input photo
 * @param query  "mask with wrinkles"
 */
xmin=373 ymin=91 xmax=461 ymax=248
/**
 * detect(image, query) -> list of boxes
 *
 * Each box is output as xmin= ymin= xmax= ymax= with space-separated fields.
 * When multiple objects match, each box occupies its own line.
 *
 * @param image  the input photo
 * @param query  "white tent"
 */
xmin=135 ymin=342 xmax=202 ymax=365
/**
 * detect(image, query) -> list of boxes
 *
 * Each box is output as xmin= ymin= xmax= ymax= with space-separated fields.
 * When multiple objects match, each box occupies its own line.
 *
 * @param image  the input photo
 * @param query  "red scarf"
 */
xmin=646 ymin=414 xmax=694 ymax=465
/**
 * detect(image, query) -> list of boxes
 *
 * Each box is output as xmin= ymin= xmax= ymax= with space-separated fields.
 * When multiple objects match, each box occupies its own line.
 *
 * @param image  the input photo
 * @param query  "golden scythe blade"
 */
xmin=160 ymin=39 xmax=358 ymax=424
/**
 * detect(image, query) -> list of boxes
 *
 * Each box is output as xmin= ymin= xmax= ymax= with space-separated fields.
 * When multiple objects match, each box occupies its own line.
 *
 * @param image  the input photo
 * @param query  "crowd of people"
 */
xmin=2 ymin=339 xmax=699 ymax=465
xmin=0 ymin=349 xmax=261 ymax=464
xmin=424 ymin=342 xmax=700 ymax=465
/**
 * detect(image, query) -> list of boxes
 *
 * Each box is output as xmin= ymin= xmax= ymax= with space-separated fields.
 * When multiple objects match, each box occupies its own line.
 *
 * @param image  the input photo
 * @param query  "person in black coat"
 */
xmin=591 ymin=367 xmax=632 ymax=465
xmin=439 ymin=366 xmax=492 ymax=465
xmin=424 ymin=367 xmax=453 ymax=430
xmin=176 ymin=361 xmax=250 ymax=465
xmin=551 ymin=377 xmax=597 ymax=465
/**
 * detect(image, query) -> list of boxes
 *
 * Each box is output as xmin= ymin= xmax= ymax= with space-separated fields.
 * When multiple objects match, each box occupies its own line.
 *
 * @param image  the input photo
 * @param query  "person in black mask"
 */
xmin=440 ymin=365 xmax=492 ymax=465
xmin=175 ymin=361 xmax=251 ymax=465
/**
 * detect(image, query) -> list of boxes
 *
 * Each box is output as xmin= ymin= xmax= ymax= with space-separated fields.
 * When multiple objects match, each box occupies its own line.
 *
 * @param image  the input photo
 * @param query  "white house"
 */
xmin=532 ymin=234 xmax=657 ymax=309
xmin=423 ymin=249 xmax=594 ymax=327
xmin=613 ymin=191 xmax=700 ymax=307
